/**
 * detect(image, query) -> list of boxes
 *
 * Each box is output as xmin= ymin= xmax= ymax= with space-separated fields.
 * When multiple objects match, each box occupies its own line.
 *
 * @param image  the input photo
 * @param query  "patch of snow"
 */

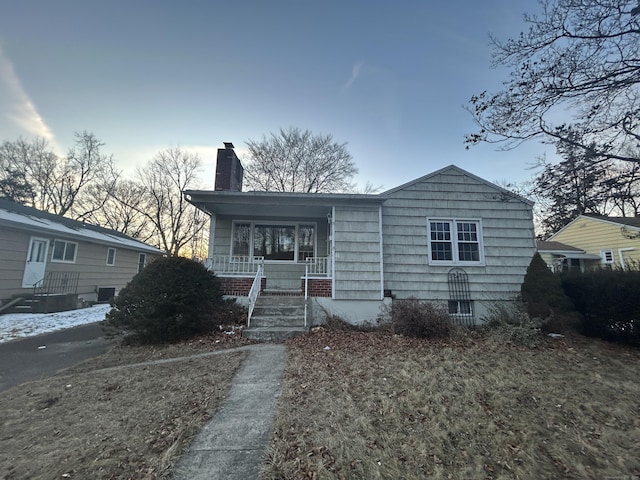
xmin=0 ymin=304 xmax=111 ymax=344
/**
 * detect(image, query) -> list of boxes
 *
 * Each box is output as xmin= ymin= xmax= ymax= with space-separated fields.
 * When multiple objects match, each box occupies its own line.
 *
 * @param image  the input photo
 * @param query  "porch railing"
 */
xmin=34 ymin=271 xmax=80 ymax=296
xmin=247 ymin=262 xmax=264 ymax=328
xmin=204 ymin=255 xmax=264 ymax=275
xmin=304 ymin=256 xmax=331 ymax=277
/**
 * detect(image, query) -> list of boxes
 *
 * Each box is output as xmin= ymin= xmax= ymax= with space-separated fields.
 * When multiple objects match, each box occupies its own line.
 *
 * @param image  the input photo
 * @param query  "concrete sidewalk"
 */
xmin=174 ymin=343 xmax=288 ymax=480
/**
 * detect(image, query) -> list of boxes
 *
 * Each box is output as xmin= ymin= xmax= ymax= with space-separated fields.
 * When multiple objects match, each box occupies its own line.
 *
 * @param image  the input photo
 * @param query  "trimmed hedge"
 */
xmin=561 ymin=268 xmax=640 ymax=346
xmin=105 ymin=256 xmax=224 ymax=343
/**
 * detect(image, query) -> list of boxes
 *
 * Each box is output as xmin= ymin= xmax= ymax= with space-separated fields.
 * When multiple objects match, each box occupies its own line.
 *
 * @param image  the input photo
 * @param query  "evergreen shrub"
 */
xmin=562 ymin=268 xmax=640 ymax=346
xmin=105 ymin=256 xmax=224 ymax=343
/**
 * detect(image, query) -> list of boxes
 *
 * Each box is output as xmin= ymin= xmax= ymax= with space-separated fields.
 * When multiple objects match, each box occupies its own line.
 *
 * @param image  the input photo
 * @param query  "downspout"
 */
xmin=378 ymin=204 xmax=384 ymax=300
xmin=618 ymin=247 xmax=635 ymax=270
xmin=331 ymin=206 xmax=336 ymax=300
xmin=208 ymin=213 xmax=216 ymax=261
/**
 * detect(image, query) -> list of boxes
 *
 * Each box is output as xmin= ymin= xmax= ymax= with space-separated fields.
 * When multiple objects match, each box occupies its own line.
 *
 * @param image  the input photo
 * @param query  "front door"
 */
xmin=22 ymin=237 xmax=48 ymax=288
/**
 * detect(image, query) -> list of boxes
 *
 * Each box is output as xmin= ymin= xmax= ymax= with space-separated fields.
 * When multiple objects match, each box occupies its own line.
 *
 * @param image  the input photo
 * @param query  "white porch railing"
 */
xmin=247 ymin=262 xmax=264 ymax=327
xmin=305 ymin=256 xmax=331 ymax=277
xmin=204 ymin=255 xmax=265 ymax=275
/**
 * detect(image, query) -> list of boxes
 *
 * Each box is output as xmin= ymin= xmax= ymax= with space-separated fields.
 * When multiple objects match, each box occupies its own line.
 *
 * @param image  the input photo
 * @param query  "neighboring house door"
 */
xmin=22 ymin=237 xmax=49 ymax=288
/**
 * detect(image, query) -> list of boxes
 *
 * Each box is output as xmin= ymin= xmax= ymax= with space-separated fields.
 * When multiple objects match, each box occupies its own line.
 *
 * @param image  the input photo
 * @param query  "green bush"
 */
xmin=562 ymin=268 xmax=640 ymax=346
xmin=391 ymin=297 xmax=452 ymax=339
xmin=105 ymin=256 xmax=224 ymax=343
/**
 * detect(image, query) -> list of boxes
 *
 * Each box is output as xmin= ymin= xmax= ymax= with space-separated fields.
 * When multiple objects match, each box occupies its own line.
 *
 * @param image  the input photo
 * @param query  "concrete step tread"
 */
xmin=245 ymin=326 xmax=308 ymax=332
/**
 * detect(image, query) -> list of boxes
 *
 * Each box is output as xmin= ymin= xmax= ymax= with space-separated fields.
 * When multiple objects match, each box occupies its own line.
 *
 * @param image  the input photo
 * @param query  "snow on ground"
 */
xmin=0 ymin=304 xmax=111 ymax=344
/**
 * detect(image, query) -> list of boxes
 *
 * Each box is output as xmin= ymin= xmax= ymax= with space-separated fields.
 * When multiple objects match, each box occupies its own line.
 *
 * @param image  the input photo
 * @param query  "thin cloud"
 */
xmin=0 ymin=45 xmax=62 ymax=153
xmin=342 ymin=60 xmax=365 ymax=91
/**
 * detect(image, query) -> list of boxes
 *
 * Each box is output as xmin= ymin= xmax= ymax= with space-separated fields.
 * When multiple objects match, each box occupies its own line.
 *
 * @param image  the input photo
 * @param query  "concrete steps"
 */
xmin=243 ymin=295 xmax=308 ymax=342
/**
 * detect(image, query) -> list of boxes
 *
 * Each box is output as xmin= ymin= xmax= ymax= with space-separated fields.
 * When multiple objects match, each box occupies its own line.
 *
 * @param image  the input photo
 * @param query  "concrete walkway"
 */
xmin=174 ymin=343 xmax=288 ymax=480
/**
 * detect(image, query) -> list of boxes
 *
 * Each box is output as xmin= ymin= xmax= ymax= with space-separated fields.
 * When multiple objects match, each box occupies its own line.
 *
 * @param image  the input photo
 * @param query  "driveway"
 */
xmin=0 ymin=322 xmax=115 ymax=393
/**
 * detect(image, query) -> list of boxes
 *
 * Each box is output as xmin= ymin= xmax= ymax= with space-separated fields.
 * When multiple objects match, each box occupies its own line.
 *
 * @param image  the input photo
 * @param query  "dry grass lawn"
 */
xmin=261 ymin=329 xmax=640 ymax=480
xmin=1 ymin=325 xmax=638 ymax=480
xmin=0 ymin=333 xmax=252 ymax=480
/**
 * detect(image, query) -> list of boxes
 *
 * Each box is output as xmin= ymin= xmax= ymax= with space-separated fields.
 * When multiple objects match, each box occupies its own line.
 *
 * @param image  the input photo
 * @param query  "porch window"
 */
xmin=254 ymin=225 xmax=296 ymax=260
xmin=51 ymin=240 xmax=77 ymax=263
xmin=233 ymin=223 xmax=251 ymax=256
xmin=427 ymin=219 xmax=483 ymax=265
xmin=232 ymin=222 xmax=316 ymax=261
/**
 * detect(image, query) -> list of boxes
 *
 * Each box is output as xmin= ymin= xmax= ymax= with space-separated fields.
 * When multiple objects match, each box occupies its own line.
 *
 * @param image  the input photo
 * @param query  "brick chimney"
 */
xmin=214 ymin=142 xmax=243 ymax=191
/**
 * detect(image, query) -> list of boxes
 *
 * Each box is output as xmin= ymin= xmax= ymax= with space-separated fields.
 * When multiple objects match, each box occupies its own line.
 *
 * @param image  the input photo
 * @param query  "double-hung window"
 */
xmin=51 ymin=240 xmax=77 ymax=263
xmin=427 ymin=219 xmax=483 ymax=265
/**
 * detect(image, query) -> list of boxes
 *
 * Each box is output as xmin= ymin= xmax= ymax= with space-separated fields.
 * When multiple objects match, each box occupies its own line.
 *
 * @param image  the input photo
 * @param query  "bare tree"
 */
xmin=0 ymin=132 xmax=116 ymax=216
xmin=243 ymin=127 xmax=358 ymax=193
xmin=466 ymin=0 xmax=640 ymax=165
xmin=132 ymin=147 xmax=206 ymax=256
xmin=80 ymin=178 xmax=155 ymax=242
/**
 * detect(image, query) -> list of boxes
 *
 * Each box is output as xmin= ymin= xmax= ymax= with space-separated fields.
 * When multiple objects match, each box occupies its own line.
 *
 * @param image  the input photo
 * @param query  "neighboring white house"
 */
xmin=0 ymin=198 xmax=162 ymax=312
xmin=185 ymin=144 xmax=536 ymax=325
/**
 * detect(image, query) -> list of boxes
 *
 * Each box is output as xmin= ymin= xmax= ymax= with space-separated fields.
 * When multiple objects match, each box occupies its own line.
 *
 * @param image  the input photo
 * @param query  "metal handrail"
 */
xmin=247 ymin=260 xmax=264 ymax=327
xmin=304 ymin=259 xmax=310 ymax=328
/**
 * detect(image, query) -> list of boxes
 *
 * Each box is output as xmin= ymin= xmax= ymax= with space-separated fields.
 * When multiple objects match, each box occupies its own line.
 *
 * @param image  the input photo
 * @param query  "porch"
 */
xmin=204 ymin=255 xmax=332 ymax=297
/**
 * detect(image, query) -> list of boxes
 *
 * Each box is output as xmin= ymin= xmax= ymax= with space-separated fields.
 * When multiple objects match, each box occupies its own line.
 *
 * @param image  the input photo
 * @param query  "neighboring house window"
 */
xmin=231 ymin=221 xmax=316 ymax=261
xmin=561 ymin=258 xmax=581 ymax=272
xmin=600 ymin=249 xmax=614 ymax=265
xmin=106 ymin=248 xmax=116 ymax=266
xmin=427 ymin=219 xmax=483 ymax=264
xmin=51 ymin=240 xmax=77 ymax=263
xmin=138 ymin=253 xmax=147 ymax=273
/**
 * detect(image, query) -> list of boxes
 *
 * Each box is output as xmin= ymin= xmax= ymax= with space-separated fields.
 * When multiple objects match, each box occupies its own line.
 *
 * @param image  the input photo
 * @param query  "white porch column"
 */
xmin=208 ymin=213 xmax=216 ymax=258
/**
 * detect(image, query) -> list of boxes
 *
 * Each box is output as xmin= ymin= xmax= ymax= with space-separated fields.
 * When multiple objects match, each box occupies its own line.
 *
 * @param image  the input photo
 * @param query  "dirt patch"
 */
xmin=261 ymin=329 xmax=640 ymax=480
xmin=0 ymin=332 xmax=251 ymax=479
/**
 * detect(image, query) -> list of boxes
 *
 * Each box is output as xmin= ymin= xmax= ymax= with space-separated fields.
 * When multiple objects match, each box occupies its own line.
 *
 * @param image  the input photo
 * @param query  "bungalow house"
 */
xmin=185 ymin=144 xmax=536 ymax=329
xmin=541 ymin=215 xmax=640 ymax=271
xmin=0 ymin=198 xmax=162 ymax=313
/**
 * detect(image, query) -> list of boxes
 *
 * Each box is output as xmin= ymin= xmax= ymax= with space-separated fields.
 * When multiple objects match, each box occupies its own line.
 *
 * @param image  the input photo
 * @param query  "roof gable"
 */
xmin=550 ymin=214 xmax=640 ymax=239
xmin=380 ymin=165 xmax=534 ymax=205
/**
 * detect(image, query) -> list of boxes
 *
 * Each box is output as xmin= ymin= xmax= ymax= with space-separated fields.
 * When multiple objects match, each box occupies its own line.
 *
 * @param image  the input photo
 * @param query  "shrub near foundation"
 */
xmin=105 ymin=256 xmax=224 ymax=343
xmin=391 ymin=297 xmax=452 ymax=339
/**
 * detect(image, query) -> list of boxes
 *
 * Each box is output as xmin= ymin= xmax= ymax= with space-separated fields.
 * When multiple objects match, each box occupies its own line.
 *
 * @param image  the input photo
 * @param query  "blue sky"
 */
xmin=0 ymin=1 xmax=552 ymax=191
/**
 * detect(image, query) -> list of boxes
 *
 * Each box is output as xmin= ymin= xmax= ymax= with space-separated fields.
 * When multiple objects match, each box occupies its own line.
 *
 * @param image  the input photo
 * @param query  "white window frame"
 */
xmin=51 ymin=239 xmax=78 ymax=263
xmin=448 ymin=300 xmax=473 ymax=317
xmin=106 ymin=247 xmax=116 ymax=266
xmin=427 ymin=218 xmax=485 ymax=266
xmin=600 ymin=249 xmax=614 ymax=265
xmin=138 ymin=253 xmax=147 ymax=273
xmin=231 ymin=220 xmax=317 ymax=263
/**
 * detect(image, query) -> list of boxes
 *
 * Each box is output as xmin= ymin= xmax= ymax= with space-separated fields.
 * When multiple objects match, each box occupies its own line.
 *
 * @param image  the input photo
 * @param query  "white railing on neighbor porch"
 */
xmin=247 ymin=261 xmax=264 ymax=328
xmin=204 ymin=255 xmax=264 ymax=275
